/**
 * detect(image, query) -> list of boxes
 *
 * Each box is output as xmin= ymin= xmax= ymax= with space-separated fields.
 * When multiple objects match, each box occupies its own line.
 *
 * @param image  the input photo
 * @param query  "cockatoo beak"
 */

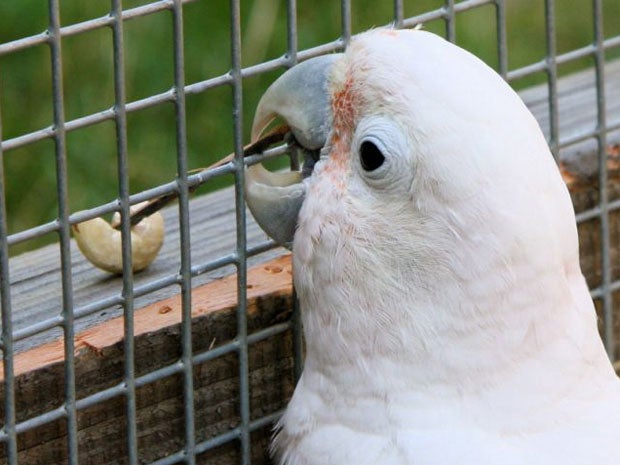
xmin=246 ymin=54 xmax=341 ymax=247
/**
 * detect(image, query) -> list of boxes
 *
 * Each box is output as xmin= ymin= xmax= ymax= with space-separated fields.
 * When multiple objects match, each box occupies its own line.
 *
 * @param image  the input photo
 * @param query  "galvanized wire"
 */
xmin=444 ymin=0 xmax=456 ymax=42
xmin=48 ymin=1 xmax=79 ymax=463
xmin=0 ymin=1 xmax=619 ymax=464
xmin=110 ymin=0 xmax=139 ymax=462
xmin=544 ymin=0 xmax=560 ymax=160
xmin=230 ymin=0 xmax=252 ymax=462
xmin=286 ymin=0 xmax=306 ymax=385
xmin=0 ymin=90 xmax=18 ymax=465
xmin=494 ymin=0 xmax=508 ymax=79
xmin=393 ymin=0 xmax=404 ymax=29
xmin=171 ymin=0 xmax=198 ymax=461
xmin=592 ymin=0 xmax=614 ymax=359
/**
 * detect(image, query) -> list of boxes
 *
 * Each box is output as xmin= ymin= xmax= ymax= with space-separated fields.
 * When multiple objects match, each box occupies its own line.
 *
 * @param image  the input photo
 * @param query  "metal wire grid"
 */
xmin=0 ymin=0 xmax=618 ymax=464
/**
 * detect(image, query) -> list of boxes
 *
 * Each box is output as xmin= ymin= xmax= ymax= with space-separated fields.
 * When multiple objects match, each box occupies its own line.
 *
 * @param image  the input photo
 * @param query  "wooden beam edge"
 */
xmin=560 ymin=142 xmax=620 ymax=192
xmin=2 ymin=253 xmax=292 ymax=381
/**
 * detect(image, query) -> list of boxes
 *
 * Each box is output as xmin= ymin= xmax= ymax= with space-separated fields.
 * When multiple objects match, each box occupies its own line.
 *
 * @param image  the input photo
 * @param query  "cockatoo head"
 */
xmin=247 ymin=29 xmax=593 ymax=383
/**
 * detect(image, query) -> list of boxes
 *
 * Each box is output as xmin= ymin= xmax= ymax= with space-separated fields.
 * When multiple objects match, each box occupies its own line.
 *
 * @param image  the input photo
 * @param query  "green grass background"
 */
xmin=1 ymin=0 xmax=619 ymax=255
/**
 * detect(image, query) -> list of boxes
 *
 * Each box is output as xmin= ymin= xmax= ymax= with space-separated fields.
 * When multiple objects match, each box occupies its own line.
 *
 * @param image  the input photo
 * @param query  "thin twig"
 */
xmin=111 ymin=124 xmax=290 ymax=230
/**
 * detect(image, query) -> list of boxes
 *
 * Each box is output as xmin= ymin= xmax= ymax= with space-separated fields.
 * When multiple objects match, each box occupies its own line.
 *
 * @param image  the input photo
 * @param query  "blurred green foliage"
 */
xmin=1 ymin=0 xmax=619 ymax=255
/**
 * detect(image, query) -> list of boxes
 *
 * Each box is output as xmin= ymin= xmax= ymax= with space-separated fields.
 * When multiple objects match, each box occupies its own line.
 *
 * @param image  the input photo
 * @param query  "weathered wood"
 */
xmin=0 ymin=255 xmax=294 ymax=465
xmin=6 ymin=187 xmax=286 ymax=354
xmin=1 ymin=255 xmax=293 ymax=380
xmin=520 ymin=59 xmax=620 ymax=178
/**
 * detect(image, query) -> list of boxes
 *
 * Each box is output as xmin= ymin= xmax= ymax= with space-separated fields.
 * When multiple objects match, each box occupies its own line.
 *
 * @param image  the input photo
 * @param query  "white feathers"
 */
xmin=270 ymin=29 xmax=620 ymax=464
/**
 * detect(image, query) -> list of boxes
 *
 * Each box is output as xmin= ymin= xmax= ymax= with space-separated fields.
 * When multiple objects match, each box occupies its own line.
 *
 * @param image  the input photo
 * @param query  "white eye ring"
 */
xmin=353 ymin=116 xmax=412 ymax=189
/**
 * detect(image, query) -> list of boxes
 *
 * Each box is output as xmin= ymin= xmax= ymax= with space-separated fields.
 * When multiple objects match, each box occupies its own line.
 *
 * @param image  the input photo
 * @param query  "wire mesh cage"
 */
xmin=0 ymin=0 xmax=619 ymax=464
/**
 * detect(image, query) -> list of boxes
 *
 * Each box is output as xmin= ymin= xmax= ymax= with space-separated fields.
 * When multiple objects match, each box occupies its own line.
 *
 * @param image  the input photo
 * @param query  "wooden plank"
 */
xmin=0 ymin=254 xmax=292 ymax=381
xmin=0 ymin=254 xmax=294 ymax=465
xmin=7 ymin=188 xmax=286 ymax=354
xmin=520 ymin=59 xmax=620 ymax=179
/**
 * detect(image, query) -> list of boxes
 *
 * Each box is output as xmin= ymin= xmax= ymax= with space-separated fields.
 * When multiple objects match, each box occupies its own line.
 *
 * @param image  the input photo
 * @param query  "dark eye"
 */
xmin=359 ymin=140 xmax=385 ymax=172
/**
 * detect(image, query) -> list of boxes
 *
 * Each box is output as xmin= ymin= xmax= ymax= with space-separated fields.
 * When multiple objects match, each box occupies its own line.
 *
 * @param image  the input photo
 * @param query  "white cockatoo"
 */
xmin=245 ymin=29 xmax=620 ymax=465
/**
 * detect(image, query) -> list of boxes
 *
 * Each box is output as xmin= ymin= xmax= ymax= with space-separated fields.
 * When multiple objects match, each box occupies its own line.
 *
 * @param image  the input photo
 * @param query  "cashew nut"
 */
xmin=72 ymin=202 xmax=164 ymax=274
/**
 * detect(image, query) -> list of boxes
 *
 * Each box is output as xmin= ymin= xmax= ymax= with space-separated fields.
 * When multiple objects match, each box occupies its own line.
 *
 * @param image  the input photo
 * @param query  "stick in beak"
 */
xmin=245 ymin=54 xmax=341 ymax=247
xmin=114 ymin=124 xmax=292 ymax=230
xmin=81 ymin=52 xmax=340 ymax=270
xmin=120 ymin=54 xmax=340 ymax=243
